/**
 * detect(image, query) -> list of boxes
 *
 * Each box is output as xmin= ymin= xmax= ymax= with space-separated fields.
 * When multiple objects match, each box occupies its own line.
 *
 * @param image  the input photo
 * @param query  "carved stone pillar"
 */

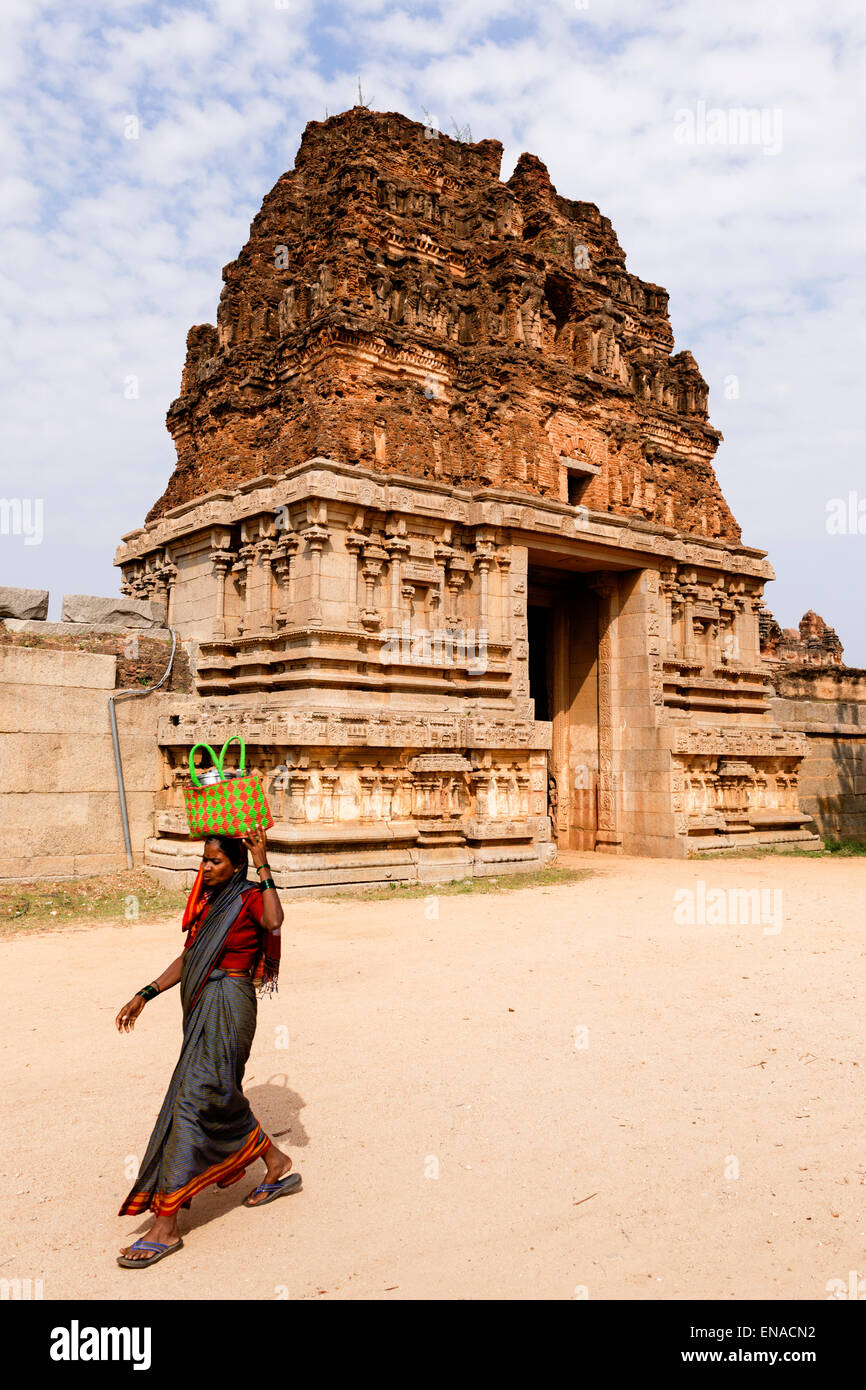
xmin=287 ymin=772 xmax=309 ymax=822
xmin=717 ymin=760 xmax=751 ymax=833
xmin=474 ymin=540 xmax=494 ymax=636
xmin=496 ymin=550 xmax=512 ymax=644
xmin=301 ymin=523 xmax=330 ymax=626
xmin=270 ymin=534 xmax=298 ymax=628
xmin=360 ymin=541 xmax=387 ymax=630
xmin=386 ymin=533 xmax=410 ymax=627
xmin=744 ymin=593 xmax=762 ymax=664
xmin=445 ymin=558 xmax=470 ymax=631
xmin=163 ymin=562 xmax=177 ymax=628
xmin=209 ymin=549 xmax=234 ymax=638
xmin=232 ymin=544 xmax=255 ymax=634
xmin=434 ymin=539 xmax=452 ymax=622
xmin=319 ymin=771 xmax=339 ymax=823
xmin=255 ymin=537 xmax=275 ymax=631
xmin=144 ymin=553 xmax=176 ymax=628
xmin=679 ymin=575 xmax=699 ymax=661
xmin=591 ymin=574 xmax=622 ymax=850
xmin=379 ymin=770 xmax=397 ymax=820
xmin=412 ymin=774 xmax=438 ymax=819
xmin=470 ymin=769 xmax=494 ymax=820
xmin=659 ymin=566 xmax=677 ymax=657
xmin=345 ymin=526 xmax=366 ymax=623
xmin=400 ymin=582 xmax=416 ymax=627
xmin=707 ymin=618 xmax=721 ymax=669
xmin=428 ymin=585 xmax=443 ymax=626
xmin=359 ymin=772 xmax=380 ymax=821
xmin=550 ymin=597 xmax=571 ymax=842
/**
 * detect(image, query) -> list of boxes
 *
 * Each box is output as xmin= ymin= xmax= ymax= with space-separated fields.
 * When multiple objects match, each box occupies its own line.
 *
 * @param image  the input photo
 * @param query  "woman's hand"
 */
xmin=116 ymin=996 xmax=146 ymax=1032
xmin=243 ymin=825 xmax=269 ymax=869
xmin=244 ymin=826 xmax=283 ymax=928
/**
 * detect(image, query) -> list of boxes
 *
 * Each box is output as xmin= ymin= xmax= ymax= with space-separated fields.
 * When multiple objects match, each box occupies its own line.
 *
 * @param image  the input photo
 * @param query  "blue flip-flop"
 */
xmin=244 ymin=1172 xmax=302 ymax=1207
xmin=117 ymin=1238 xmax=184 ymax=1269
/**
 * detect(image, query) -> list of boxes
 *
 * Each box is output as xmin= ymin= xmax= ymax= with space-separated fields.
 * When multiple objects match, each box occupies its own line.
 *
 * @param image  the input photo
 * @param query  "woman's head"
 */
xmin=201 ymin=835 xmax=248 ymax=889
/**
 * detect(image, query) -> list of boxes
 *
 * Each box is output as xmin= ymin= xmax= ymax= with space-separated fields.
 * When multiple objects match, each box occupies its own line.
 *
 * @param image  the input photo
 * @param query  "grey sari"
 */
xmin=118 ymin=870 xmax=270 ymax=1217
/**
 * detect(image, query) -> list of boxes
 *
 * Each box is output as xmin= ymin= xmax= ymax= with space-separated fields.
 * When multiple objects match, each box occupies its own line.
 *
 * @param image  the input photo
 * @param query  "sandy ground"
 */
xmin=2 ymin=852 xmax=865 ymax=1302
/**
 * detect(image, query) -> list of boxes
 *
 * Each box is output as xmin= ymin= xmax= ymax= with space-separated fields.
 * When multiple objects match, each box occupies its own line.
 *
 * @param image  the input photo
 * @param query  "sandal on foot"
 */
xmin=117 ymin=1238 xmax=183 ymax=1269
xmin=244 ymin=1172 xmax=302 ymax=1207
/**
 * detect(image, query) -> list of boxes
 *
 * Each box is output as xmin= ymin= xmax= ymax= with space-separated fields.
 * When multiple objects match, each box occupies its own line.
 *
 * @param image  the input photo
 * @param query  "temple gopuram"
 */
xmin=115 ymin=106 xmax=825 ymax=888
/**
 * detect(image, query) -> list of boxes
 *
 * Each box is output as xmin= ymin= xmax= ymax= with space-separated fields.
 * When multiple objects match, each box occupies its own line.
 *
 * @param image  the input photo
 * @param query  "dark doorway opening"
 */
xmin=527 ymin=605 xmax=550 ymax=722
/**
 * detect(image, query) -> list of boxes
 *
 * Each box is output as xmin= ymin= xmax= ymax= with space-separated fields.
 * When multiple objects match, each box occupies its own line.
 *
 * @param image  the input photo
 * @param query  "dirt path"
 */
xmin=2 ymin=853 xmax=864 ymax=1301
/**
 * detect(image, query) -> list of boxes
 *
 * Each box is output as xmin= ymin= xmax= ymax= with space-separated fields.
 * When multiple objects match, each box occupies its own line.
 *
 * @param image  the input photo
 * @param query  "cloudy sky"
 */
xmin=1 ymin=0 xmax=863 ymax=660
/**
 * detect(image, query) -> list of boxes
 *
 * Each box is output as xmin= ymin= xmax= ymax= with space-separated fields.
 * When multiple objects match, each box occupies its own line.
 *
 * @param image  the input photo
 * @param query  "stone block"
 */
xmin=61 ymin=593 xmax=167 ymax=627
xmin=0 ymin=854 xmax=76 ymax=879
xmin=0 ymin=733 xmax=161 ymax=794
xmin=0 ymin=789 xmax=157 ymax=860
xmin=2 ymin=619 xmax=172 ymax=640
xmin=0 ymin=645 xmax=116 ymax=690
xmin=0 ymin=586 xmax=49 ymax=620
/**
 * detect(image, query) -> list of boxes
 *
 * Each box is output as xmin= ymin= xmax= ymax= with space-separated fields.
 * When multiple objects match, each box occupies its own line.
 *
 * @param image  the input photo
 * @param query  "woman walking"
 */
xmin=115 ymin=827 xmax=300 ymax=1268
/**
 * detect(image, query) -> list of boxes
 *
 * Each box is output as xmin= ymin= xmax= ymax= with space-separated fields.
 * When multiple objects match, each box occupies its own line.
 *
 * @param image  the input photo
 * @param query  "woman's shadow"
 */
xmin=131 ymin=1078 xmax=309 ymax=1238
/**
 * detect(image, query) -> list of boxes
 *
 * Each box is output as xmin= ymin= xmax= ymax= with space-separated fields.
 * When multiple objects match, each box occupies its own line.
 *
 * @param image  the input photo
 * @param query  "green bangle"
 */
xmin=136 ymin=982 xmax=160 ymax=1002
xmin=258 ymin=878 xmax=276 ymax=893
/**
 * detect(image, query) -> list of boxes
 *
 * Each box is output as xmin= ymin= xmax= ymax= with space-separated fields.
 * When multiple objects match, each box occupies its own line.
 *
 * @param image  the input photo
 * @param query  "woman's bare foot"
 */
xmin=119 ymin=1216 xmax=181 ymax=1260
xmin=246 ymin=1143 xmax=292 ymax=1206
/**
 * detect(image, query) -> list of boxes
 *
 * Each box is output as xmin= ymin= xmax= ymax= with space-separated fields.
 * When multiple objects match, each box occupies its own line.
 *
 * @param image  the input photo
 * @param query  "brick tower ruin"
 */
xmin=116 ymin=106 xmax=820 ymax=886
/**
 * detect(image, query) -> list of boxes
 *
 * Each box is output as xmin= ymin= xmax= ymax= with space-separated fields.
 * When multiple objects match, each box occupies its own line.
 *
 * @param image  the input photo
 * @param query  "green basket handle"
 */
xmin=188 ymin=742 xmax=221 ymax=788
xmin=218 ymin=735 xmax=246 ymax=778
xmin=188 ymin=736 xmax=247 ymax=787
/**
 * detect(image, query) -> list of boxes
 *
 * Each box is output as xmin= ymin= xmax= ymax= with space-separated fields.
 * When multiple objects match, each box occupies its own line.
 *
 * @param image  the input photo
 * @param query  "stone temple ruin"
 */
xmin=111 ymin=106 xmax=850 ymax=888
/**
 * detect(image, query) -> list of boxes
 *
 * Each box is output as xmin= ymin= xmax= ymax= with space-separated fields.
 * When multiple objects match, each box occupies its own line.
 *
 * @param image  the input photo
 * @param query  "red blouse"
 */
xmin=183 ymin=887 xmax=265 ymax=973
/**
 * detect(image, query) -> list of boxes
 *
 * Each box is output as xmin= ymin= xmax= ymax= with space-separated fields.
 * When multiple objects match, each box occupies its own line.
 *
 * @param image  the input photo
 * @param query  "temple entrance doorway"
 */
xmin=527 ymin=564 xmax=604 ymax=851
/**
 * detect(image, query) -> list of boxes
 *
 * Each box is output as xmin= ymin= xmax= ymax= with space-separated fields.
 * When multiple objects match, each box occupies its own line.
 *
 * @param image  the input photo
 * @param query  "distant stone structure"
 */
xmin=114 ymin=107 xmax=831 ymax=886
xmin=760 ymin=609 xmax=845 ymax=668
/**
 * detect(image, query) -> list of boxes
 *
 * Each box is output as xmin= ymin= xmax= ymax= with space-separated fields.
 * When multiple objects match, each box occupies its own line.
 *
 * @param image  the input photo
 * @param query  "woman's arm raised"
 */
xmin=243 ymin=826 xmax=284 ymax=930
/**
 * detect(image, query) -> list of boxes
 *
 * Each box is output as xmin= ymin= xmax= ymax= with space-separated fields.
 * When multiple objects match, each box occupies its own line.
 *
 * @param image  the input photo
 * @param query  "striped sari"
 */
xmin=119 ymin=869 xmax=272 ymax=1217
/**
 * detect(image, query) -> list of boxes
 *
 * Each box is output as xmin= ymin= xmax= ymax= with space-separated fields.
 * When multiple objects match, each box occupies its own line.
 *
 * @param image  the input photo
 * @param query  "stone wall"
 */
xmin=770 ymin=668 xmax=866 ymax=844
xmin=0 ymin=615 xmax=174 ymax=878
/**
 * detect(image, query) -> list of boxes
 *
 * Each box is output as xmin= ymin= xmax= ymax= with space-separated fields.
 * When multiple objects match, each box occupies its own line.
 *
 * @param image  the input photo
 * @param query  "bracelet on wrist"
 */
xmin=136 ymin=982 xmax=160 ymax=1002
xmin=256 ymin=862 xmax=272 ymax=874
xmin=258 ymin=877 xmax=276 ymax=894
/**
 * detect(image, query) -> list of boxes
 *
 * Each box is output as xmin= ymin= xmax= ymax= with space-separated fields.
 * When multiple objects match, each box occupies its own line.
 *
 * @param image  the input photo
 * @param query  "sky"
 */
xmin=0 ymin=0 xmax=863 ymax=660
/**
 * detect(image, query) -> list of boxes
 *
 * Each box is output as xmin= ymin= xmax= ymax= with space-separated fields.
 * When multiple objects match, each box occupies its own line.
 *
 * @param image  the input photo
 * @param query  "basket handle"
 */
xmin=188 ymin=742 xmax=222 ymax=788
xmin=217 ymin=735 xmax=246 ymax=778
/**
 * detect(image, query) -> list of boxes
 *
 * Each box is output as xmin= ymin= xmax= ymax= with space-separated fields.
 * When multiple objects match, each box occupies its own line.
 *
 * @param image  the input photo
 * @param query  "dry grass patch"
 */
xmin=0 ymin=870 xmax=187 ymax=935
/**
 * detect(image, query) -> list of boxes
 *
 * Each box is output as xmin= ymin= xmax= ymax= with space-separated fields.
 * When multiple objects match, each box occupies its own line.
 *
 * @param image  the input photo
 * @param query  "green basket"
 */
xmin=183 ymin=737 xmax=274 ymax=838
